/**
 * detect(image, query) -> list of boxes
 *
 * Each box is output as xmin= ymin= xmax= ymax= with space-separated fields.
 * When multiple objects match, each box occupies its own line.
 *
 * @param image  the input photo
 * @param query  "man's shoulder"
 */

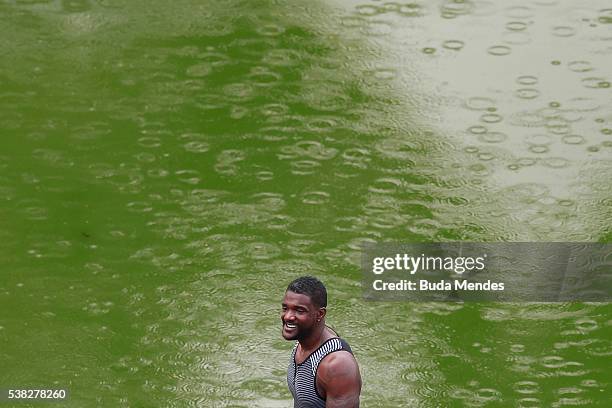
xmin=318 ymin=349 xmax=358 ymax=375
xmin=317 ymin=338 xmax=360 ymax=382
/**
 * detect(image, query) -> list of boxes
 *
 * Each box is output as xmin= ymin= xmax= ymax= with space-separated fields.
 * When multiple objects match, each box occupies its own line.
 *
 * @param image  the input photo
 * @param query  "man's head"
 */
xmin=281 ymin=276 xmax=327 ymax=341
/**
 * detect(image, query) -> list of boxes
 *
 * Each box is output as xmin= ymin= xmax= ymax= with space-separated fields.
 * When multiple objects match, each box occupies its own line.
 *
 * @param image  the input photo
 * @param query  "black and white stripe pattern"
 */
xmin=310 ymin=338 xmax=342 ymax=378
xmin=287 ymin=337 xmax=352 ymax=408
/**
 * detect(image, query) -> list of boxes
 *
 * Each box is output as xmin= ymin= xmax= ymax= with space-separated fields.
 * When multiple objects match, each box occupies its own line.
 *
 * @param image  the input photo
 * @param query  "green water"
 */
xmin=1 ymin=0 xmax=611 ymax=406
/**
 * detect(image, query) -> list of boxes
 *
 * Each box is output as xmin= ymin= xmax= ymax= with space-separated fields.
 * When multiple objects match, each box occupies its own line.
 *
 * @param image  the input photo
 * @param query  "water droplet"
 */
xmin=582 ymin=77 xmax=610 ymax=88
xmin=137 ymin=137 xmax=161 ymax=148
xmin=476 ymin=388 xmax=501 ymax=401
xmin=301 ymin=191 xmax=330 ymax=205
xmin=362 ymin=20 xmax=393 ymax=37
xmin=552 ymin=26 xmax=576 ymax=37
xmin=223 ymin=82 xmax=254 ymax=101
xmin=180 ymin=133 xmax=209 ymax=153
xmin=488 ymin=45 xmax=512 ymax=56
xmin=263 ymin=48 xmax=303 ymax=67
xmin=371 ymin=68 xmax=397 ymax=80
xmin=514 ymin=381 xmax=539 ymax=395
xmin=381 ymin=2 xmax=401 ymax=12
xmin=229 ymin=105 xmax=248 ymax=119
xmin=255 ymin=24 xmax=285 ymax=37
xmin=517 ymin=158 xmax=537 ymax=166
xmin=134 ymin=152 xmax=156 ymax=163
xmin=526 ymin=134 xmax=553 ymax=145
xmin=529 ymin=145 xmax=549 ymax=154
xmin=197 ymin=51 xmax=229 ymax=67
xmin=442 ymin=40 xmax=465 ymax=50
xmin=515 ymin=88 xmax=540 ymax=99
xmin=480 ymin=113 xmax=503 ymax=123
xmin=175 ymin=169 xmax=201 ymax=185
xmin=342 ymin=148 xmax=371 ymax=168
xmin=567 ymin=60 xmax=593 ymax=72
xmin=398 ymin=3 xmax=422 ymax=17
xmin=562 ymin=135 xmax=585 ymax=144
xmin=547 ymin=118 xmax=571 ymax=135
xmin=542 ymin=157 xmax=570 ymax=168
xmin=506 ymin=21 xmax=528 ymax=31
xmin=261 ymin=103 xmax=289 ymax=117
xmin=441 ymin=1 xmax=473 ymax=18
xmin=355 ymin=4 xmax=384 ymax=16
xmin=183 ymin=141 xmax=210 ymax=153
xmin=147 ymin=168 xmax=169 ymax=178
xmin=291 ymin=160 xmax=320 ymax=175
xmin=517 ymin=75 xmax=538 ymax=85
xmin=368 ymin=177 xmax=402 ymax=194
xmin=469 ymin=163 xmax=490 ymax=176
xmin=518 ymin=397 xmax=541 ymax=408
xmin=248 ymin=69 xmax=281 ymax=87
xmin=186 ymin=63 xmax=211 ymax=78
xmin=376 ymin=137 xmax=426 ymax=158
xmin=478 ymin=132 xmax=507 ymax=143
xmin=581 ymin=379 xmax=600 ymax=388
xmin=468 ymin=125 xmax=488 ymax=134
xmin=465 ymin=96 xmax=496 ymax=110
xmin=598 ymin=8 xmax=612 ymax=24
xmin=575 ymin=318 xmax=598 ymax=331
xmin=340 ymin=16 xmax=367 ymax=29
xmin=246 ymin=242 xmax=281 ymax=260
xmin=478 ymin=152 xmax=495 ymax=161
xmin=127 ymin=201 xmax=153 ymax=213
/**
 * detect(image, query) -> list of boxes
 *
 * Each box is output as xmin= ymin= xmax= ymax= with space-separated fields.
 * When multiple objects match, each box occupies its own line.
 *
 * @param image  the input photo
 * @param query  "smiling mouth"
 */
xmin=284 ymin=322 xmax=297 ymax=329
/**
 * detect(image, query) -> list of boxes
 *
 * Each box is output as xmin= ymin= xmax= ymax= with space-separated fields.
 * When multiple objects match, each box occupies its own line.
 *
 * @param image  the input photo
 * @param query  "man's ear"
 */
xmin=317 ymin=307 xmax=326 ymax=321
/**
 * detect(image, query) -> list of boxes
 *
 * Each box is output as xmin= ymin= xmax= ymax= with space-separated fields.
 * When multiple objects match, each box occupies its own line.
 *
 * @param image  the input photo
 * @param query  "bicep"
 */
xmin=318 ymin=352 xmax=361 ymax=408
xmin=326 ymin=393 xmax=360 ymax=408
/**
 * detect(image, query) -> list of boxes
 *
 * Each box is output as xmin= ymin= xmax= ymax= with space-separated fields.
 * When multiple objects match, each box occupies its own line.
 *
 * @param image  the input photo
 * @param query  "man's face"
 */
xmin=281 ymin=291 xmax=322 ymax=341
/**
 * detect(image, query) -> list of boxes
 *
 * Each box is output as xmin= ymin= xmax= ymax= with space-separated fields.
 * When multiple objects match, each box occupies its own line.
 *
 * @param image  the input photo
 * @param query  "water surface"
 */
xmin=1 ymin=0 xmax=610 ymax=406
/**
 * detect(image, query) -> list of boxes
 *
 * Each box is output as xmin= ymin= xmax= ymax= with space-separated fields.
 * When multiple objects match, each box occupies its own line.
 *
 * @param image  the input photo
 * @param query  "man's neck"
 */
xmin=299 ymin=324 xmax=332 ymax=353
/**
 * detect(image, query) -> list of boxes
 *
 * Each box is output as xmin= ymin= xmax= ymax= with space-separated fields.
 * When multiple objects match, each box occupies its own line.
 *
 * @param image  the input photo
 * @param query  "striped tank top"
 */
xmin=287 ymin=337 xmax=353 ymax=408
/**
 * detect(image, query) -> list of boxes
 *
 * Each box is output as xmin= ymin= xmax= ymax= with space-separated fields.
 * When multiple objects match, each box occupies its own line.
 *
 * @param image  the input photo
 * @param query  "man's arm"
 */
xmin=317 ymin=351 xmax=361 ymax=408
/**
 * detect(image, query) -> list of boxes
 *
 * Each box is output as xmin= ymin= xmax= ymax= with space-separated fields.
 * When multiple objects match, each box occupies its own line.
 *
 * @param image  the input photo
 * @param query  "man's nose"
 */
xmin=283 ymin=310 xmax=296 ymax=320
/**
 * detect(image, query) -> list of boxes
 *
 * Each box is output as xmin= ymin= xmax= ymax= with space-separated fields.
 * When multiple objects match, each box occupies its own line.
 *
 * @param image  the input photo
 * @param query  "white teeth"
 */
xmin=286 ymin=323 xmax=296 ymax=328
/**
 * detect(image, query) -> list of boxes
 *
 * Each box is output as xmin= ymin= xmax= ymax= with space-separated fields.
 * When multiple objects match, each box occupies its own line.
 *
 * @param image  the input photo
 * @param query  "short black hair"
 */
xmin=287 ymin=276 xmax=327 ymax=308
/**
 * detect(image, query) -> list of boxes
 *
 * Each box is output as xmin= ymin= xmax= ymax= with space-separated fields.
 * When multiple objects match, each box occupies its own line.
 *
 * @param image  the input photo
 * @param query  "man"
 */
xmin=281 ymin=276 xmax=361 ymax=408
